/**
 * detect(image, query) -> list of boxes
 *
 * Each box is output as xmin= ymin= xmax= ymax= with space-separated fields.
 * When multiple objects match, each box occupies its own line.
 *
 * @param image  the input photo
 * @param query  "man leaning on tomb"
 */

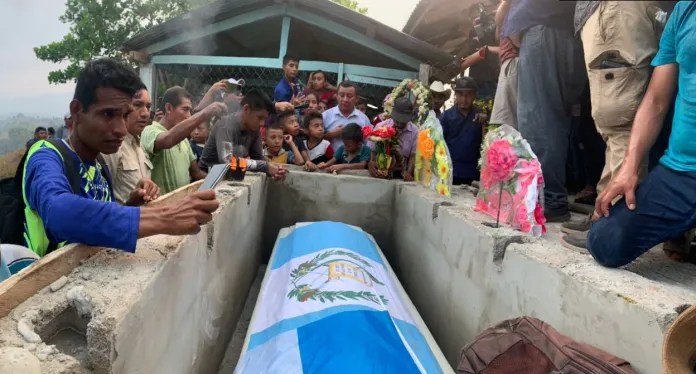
xmin=21 ymin=58 xmax=219 ymax=257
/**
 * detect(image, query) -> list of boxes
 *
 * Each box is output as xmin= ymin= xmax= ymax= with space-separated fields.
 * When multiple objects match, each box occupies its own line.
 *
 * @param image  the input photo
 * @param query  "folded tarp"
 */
xmin=235 ymin=221 xmax=450 ymax=374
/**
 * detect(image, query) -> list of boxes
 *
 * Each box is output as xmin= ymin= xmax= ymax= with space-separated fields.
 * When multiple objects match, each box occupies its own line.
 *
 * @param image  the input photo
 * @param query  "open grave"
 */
xmin=0 ymin=170 xmax=693 ymax=373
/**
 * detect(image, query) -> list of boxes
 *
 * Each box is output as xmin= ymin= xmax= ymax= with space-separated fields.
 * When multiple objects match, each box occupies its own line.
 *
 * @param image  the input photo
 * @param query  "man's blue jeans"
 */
xmin=517 ymin=25 xmax=586 ymax=213
xmin=588 ymin=165 xmax=696 ymax=268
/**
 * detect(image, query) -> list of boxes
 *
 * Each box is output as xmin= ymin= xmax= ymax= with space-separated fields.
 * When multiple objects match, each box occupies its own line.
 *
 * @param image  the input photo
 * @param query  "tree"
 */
xmin=332 ymin=0 xmax=368 ymax=14
xmin=35 ymin=0 xmax=367 ymax=84
xmin=34 ymin=0 xmax=206 ymax=84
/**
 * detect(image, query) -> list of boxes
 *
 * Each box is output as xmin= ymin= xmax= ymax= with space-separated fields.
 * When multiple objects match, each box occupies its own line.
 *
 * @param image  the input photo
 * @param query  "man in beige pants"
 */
xmin=562 ymin=1 xmax=664 ymax=249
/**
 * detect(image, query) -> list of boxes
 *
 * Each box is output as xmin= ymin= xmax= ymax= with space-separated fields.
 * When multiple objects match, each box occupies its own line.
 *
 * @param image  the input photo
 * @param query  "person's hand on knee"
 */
xmin=595 ymin=165 xmax=639 ymax=218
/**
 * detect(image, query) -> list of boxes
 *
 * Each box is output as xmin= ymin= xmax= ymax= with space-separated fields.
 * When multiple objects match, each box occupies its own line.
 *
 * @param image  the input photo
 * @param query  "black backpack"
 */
xmin=0 ymin=139 xmax=110 ymax=254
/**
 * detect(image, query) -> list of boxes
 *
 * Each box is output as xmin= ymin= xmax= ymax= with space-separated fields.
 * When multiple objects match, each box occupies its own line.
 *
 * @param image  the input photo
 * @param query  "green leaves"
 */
xmin=332 ymin=0 xmax=368 ymax=14
xmin=35 ymin=0 xmax=198 ymax=84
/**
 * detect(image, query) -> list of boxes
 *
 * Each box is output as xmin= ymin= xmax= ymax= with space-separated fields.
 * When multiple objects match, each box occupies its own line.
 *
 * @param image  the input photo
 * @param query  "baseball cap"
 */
xmin=391 ymin=97 xmax=416 ymax=124
xmin=453 ymin=77 xmax=478 ymax=92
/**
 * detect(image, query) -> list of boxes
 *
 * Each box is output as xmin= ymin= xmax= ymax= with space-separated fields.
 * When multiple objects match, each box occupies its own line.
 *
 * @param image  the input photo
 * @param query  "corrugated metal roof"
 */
xmin=123 ymin=0 xmax=455 ymax=70
xmin=403 ymin=0 xmax=496 ymax=56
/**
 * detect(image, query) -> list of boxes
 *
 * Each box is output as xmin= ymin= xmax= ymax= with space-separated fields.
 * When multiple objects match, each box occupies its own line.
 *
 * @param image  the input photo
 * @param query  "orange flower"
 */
xmin=418 ymin=129 xmax=430 ymax=144
xmin=419 ymin=137 xmax=435 ymax=159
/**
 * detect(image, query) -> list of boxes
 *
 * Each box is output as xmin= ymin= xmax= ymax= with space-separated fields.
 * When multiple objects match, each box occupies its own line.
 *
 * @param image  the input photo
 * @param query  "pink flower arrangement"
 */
xmin=486 ymin=140 xmax=518 ymax=183
xmin=475 ymin=125 xmax=546 ymax=236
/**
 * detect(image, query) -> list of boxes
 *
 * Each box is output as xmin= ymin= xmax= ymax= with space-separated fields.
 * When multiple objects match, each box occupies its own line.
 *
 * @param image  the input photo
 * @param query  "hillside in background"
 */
xmin=0 ymin=114 xmax=62 ymax=179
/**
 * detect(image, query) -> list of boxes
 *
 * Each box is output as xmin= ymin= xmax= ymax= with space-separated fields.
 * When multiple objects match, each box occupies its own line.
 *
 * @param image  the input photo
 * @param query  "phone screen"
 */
xmin=199 ymin=164 xmax=229 ymax=191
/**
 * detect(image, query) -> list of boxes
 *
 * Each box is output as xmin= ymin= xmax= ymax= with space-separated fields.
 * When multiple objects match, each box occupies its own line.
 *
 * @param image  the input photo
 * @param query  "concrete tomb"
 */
xmin=0 ymin=171 xmax=693 ymax=373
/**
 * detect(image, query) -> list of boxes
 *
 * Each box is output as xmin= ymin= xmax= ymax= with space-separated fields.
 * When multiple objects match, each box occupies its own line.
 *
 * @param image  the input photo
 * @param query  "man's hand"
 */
xmin=275 ymin=102 xmax=294 ymax=112
xmin=158 ymin=190 xmax=220 ymax=235
xmin=304 ymin=161 xmax=317 ymax=172
xmin=474 ymin=113 xmax=489 ymax=124
xmin=403 ymin=171 xmax=414 ymax=182
xmin=324 ymin=127 xmax=343 ymax=140
xmin=284 ymin=134 xmax=294 ymax=145
xmin=595 ymin=165 xmax=639 ymax=218
xmin=326 ymin=164 xmax=344 ymax=173
xmin=317 ymin=162 xmax=328 ymax=169
xmin=268 ymin=163 xmax=289 ymax=181
xmin=207 ymin=80 xmax=228 ymax=97
xmin=126 ymin=178 xmax=160 ymax=206
xmin=368 ymin=160 xmax=381 ymax=178
xmin=201 ymin=102 xmax=228 ymax=120
xmin=290 ymin=93 xmax=306 ymax=106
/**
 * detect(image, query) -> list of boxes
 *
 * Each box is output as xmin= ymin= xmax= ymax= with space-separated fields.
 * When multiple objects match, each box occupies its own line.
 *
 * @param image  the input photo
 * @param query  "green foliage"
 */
xmin=34 ymin=0 xmax=204 ymax=84
xmin=35 ymin=0 xmax=368 ymax=84
xmin=331 ymin=0 xmax=368 ymax=14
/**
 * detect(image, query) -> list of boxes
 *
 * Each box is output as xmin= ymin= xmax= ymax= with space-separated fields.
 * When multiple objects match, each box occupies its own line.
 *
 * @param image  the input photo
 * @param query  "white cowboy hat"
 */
xmin=663 ymin=305 xmax=696 ymax=373
xmin=429 ymin=80 xmax=451 ymax=98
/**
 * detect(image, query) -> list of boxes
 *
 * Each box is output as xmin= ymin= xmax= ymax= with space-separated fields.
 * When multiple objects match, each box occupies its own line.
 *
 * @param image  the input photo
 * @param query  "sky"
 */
xmin=0 ymin=0 xmax=419 ymax=118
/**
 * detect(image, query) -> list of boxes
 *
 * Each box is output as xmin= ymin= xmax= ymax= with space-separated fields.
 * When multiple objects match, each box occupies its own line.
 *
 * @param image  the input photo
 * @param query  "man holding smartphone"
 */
xmin=199 ymin=89 xmax=288 ymax=181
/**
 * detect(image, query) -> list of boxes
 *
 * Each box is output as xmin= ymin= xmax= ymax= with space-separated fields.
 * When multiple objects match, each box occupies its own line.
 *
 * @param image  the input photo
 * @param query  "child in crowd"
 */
xmin=303 ymin=112 xmax=334 ymax=171
xmin=356 ymin=98 xmax=367 ymax=114
xmin=277 ymin=110 xmax=308 ymax=165
xmin=274 ymin=54 xmax=303 ymax=103
xmin=304 ymin=70 xmax=336 ymax=107
xmin=263 ymin=123 xmax=290 ymax=164
xmin=189 ymin=122 xmax=209 ymax=162
xmin=317 ymin=123 xmax=370 ymax=173
xmin=318 ymin=100 xmax=328 ymax=113
xmin=304 ymin=92 xmax=319 ymax=114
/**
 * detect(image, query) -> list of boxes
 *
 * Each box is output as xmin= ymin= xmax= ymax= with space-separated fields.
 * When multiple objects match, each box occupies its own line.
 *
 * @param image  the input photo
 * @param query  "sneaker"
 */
xmin=545 ymin=207 xmax=571 ymax=223
xmin=561 ymin=214 xmax=592 ymax=234
xmin=561 ymin=231 xmax=588 ymax=253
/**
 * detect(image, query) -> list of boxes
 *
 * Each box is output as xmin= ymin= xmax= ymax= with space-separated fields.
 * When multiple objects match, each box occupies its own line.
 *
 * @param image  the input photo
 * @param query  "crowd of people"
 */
xmin=3 ymin=0 xmax=696 ymax=278
xmin=480 ymin=0 xmax=695 ymax=269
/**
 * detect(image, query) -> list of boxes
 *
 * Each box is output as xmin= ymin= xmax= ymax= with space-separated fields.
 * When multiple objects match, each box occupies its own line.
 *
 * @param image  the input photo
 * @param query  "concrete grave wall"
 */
xmin=263 ymin=172 xmax=396 ymax=262
xmin=0 ymin=171 xmax=693 ymax=373
xmin=111 ymin=176 xmax=267 ymax=374
xmin=392 ymin=183 xmax=692 ymax=374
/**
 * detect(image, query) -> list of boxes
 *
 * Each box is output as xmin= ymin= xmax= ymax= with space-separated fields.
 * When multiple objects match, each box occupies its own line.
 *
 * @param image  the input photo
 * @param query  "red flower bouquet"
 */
xmin=368 ymin=126 xmax=400 ymax=178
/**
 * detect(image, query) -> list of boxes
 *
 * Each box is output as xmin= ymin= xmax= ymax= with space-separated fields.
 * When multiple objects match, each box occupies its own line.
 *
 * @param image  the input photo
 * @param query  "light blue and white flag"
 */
xmin=235 ymin=221 xmax=446 ymax=374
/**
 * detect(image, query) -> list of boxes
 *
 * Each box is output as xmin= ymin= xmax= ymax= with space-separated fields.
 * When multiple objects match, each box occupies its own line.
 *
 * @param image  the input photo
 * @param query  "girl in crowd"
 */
xmin=304 ymin=70 xmax=337 ymax=107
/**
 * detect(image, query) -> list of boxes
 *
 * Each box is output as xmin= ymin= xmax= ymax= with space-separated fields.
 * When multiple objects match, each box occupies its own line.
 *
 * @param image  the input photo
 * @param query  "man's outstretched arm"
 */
xmin=153 ymin=103 xmax=227 ymax=151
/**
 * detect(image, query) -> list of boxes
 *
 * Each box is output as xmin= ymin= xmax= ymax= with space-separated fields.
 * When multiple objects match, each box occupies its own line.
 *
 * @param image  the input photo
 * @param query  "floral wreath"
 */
xmin=384 ymin=79 xmax=431 ymax=126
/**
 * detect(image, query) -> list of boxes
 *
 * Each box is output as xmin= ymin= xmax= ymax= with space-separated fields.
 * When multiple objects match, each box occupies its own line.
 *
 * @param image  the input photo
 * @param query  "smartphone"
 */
xmin=294 ymin=102 xmax=309 ymax=110
xmin=199 ymin=164 xmax=229 ymax=191
xmin=226 ymin=82 xmax=241 ymax=95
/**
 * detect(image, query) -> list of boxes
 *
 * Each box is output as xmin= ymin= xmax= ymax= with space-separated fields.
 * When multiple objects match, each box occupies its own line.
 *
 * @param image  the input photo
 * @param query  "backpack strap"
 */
xmin=47 ymin=139 xmax=83 ymax=195
xmin=96 ymin=154 xmax=113 ymax=192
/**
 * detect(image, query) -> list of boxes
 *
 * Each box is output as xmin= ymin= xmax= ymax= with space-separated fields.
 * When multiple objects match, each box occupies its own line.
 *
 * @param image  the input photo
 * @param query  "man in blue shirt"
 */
xmin=505 ymin=0 xmax=585 ymax=222
xmin=322 ymin=81 xmax=371 ymax=151
xmin=274 ymin=54 xmax=304 ymax=104
xmin=585 ymin=2 xmax=696 ymax=267
xmin=22 ymin=58 xmax=220 ymax=257
xmin=441 ymin=77 xmax=486 ymax=186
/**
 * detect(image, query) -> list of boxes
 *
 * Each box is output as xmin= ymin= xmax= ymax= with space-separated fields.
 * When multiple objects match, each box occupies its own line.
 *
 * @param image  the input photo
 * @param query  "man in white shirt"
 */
xmin=322 ymin=81 xmax=371 ymax=150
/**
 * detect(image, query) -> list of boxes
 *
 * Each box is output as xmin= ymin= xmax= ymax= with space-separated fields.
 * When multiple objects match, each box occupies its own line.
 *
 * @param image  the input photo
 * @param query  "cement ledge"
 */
xmin=0 ymin=177 xmax=263 ymax=373
xmin=392 ymin=182 xmax=694 ymax=373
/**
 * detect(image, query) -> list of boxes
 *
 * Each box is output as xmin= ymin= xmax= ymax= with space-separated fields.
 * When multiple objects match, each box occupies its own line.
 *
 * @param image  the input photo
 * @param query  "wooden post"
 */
xmin=0 ymin=181 xmax=203 ymax=318
xmin=419 ymin=63 xmax=432 ymax=85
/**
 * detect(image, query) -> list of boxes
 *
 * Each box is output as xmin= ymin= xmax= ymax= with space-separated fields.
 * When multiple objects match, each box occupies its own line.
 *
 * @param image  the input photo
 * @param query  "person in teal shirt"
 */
xmin=586 ymin=1 xmax=696 ymax=267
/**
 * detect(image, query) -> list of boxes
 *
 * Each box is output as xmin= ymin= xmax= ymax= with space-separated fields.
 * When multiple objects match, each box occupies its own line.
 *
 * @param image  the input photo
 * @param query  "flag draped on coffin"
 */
xmin=235 ymin=221 xmax=443 ymax=374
